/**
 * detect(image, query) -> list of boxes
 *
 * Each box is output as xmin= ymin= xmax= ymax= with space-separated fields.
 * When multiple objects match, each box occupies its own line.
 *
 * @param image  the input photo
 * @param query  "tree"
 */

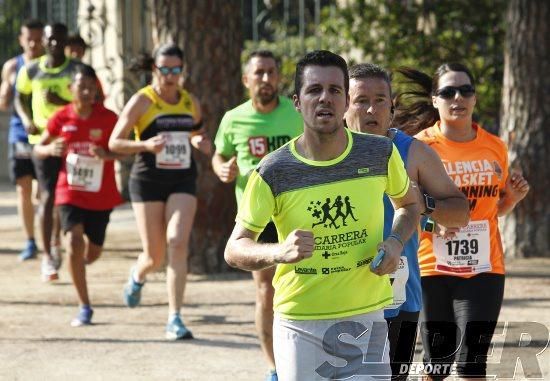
xmin=322 ymin=0 xmax=506 ymax=132
xmin=150 ymin=0 xmax=243 ymax=272
xmin=500 ymin=0 xmax=550 ymax=258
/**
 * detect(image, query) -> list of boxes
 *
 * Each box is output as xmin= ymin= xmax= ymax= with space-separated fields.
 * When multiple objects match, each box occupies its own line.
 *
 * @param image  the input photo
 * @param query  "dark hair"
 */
xmin=67 ymin=34 xmax=87 ymax=49
xmin=21 ymin=19 xmax=44 ymax=32
xmin=348 ymin=63 xmax=392 ymax=94
xmin=72 ymin=64 xmax=97 ymax=81
xmin=393 ymin=62 xmax=476 ymax=135
xmin=153 ymin=43 xmax=184 ymax=62
xmin=244 ymin=50 xmax=279 ymax=72
xmin=46 ymin=22 xmax=68 ymax=37
xmin=129 ymin=44 xmax=184 ymax=74
xmin=294 ymin=50 xmax=348 ymax=96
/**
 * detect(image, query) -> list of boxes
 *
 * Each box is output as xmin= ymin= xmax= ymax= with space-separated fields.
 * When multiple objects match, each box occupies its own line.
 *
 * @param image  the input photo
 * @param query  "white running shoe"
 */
xmin=41 ymin=257 xmax=59 ymax=282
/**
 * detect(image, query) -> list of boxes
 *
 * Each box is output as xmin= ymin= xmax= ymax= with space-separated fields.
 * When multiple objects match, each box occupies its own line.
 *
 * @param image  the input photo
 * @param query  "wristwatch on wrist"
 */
xmin=423 ymin=193 xmax=436 ymax=215
xmin=423 ymin=217 xmax=435 ymax=232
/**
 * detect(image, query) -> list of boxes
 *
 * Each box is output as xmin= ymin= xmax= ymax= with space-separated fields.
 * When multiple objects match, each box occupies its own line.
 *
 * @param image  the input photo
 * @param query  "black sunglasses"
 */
xmin=155 ymin=65 xmax=183 ymax=76
xmin=435 ymin=85 xmax=475 ymax=99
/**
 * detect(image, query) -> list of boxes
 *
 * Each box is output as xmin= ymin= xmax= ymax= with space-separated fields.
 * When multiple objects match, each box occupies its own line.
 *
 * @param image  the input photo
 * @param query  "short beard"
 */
xmin=256 ymin=90 xmax=278 ymax=106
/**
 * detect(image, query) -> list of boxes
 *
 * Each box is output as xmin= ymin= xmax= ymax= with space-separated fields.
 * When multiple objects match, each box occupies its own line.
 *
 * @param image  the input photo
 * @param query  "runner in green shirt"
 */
xmin=225 ymin=50 xmax=421 ymax=380
xmin=213 ymin=50 xmax=302 ymax=381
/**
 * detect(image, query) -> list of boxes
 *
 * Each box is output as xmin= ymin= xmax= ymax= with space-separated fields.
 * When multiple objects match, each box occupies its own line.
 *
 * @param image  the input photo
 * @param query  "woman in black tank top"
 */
xmin=109 ymin=44 xmax=211 ymax=340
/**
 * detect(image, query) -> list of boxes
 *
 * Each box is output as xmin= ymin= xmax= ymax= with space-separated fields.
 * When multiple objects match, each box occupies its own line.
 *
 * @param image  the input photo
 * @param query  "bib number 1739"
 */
xmin=444 ymin=239 xmax=478 ymax=256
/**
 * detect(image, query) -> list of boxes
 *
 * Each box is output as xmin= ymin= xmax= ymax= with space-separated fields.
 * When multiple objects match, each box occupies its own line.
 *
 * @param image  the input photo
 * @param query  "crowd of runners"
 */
xmin=0 ymin=18 xmax=530 ymax=381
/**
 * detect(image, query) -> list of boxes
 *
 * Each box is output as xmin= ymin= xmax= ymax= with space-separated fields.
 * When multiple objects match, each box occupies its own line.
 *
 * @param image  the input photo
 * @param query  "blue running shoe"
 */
xmin=19 ymin=239 xmax=38 ymax=261
xmin=71 ymin=306 xmax=93 ymax=327
xmin=165 ymin=315 xmax=193 ymax=340
xmin=264 ymin=370 xmax=278 ymax=381
xmin=123 ymin=268 xmax=144 ymax=308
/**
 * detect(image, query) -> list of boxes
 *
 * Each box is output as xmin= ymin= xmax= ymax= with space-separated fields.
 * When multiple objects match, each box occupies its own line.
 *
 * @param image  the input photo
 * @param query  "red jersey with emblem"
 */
xmin=415 ymin=122 xmax=508 ymax=278
xmin=47 ymin=103 xmax=123 ymax=210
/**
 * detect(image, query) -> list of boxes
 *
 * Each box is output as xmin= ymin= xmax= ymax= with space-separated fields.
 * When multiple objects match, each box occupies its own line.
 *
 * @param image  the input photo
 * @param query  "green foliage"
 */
xmin=324 ymin=0 xmax=506 ymax=130
xmin=243 ymin=0 xmax=506 ymax=131
xmin=0 ymin=0 xmax=30 ymax=64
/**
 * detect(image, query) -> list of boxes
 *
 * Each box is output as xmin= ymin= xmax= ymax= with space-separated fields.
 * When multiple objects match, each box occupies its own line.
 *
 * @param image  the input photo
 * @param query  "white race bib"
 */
xmin=156 ymin=131 xmax=191 ymax=169
xmin=433 ymin=220 xmax=491 ymax=275
xmin=14 ymin=142 xmax=33 ymax=159
xmin=66 ymin=153 xmax=104 ymax=192
xmin=386 ymin=256 xmax=409 ymax=310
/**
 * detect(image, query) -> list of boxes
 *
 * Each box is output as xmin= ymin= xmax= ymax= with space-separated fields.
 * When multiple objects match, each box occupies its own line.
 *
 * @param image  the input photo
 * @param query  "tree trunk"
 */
xmin=150 ymin=0 xmax=243 ymax=272
xmin=500 ymin=0 xmax=550 ymax=257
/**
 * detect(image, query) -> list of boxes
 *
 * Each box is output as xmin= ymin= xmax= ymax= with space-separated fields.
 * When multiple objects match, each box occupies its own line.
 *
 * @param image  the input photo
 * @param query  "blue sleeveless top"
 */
xmin=384 ymin=128 xmax=422 ymax=318
xmin=9 ymin=55 xmax=28 ymax=144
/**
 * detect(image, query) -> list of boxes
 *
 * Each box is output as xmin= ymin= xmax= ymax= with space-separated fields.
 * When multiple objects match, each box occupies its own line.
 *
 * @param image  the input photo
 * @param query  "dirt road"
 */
xmin=0 ymin=182 xmax=548 ymax=380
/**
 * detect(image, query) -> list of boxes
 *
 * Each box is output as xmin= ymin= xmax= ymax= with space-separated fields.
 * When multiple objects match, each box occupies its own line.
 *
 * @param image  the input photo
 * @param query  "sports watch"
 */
xmin=422 ymin=193 xmax=436 ymax=215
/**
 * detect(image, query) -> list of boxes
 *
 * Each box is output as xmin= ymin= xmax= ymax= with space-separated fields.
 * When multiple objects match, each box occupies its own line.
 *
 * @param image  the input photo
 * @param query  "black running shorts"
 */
xmin=128 ymin=177 xmax=196 ymax=202
xmin=59 ymin=204 xmax=112 ymax=246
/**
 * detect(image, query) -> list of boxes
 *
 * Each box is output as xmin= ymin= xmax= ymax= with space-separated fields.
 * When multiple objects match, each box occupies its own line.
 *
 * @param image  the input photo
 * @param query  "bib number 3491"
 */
xmin=66 ymin=153 xmax=104 ymax=193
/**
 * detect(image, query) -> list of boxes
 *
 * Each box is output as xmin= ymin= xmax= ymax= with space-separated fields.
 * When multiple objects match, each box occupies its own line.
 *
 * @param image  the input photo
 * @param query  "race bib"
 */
xmin=386 ymin=256 xmax=409 ymax=310
xmin=433 ymin=220 xmax=491 ymax=275
xmin=14 ymin=142 xmax=33 ymax=159
xmin=156 ymin=131 xmax=191 ymax=169
xmin=66 ymin=153 xmax=104 ymax=192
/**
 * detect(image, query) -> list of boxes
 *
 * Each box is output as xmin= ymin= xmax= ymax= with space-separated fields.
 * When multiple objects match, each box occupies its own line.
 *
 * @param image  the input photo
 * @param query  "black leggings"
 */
xmin=420 ymin=273 xmax=505 ymax=379
xmin=386 ymin=310 xmax=419 ymax=380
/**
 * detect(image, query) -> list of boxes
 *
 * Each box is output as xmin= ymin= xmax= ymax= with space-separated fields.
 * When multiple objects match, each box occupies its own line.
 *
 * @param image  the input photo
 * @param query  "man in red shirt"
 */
xmin=34 ymin=64 xmax=123 ymax=326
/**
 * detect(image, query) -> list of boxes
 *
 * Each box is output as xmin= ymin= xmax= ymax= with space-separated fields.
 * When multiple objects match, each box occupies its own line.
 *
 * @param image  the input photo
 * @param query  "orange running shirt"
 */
xmin=415 ymin=122 xmax=508 ymax=278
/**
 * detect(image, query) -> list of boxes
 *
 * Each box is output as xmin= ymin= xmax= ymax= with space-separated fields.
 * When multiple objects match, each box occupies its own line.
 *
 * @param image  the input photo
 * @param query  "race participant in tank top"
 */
xmin=34 ymin=65 xmax=123 ymax=326
xmin=15 ymin=22 xmax=84 ymax=282
xmin=344 ymin=63 xmax=469 ymax=380
xmin=393 ymin=63 xmax=530 ymax=379
xmin=0 ymin=19 xmax=44 ymax=261
xmin=109 ymin=44 xmax=212 ymax=340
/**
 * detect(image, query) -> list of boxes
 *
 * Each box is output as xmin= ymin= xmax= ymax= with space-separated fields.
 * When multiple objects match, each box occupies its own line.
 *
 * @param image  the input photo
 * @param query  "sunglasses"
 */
xmin=155 ymin=65 xmax=183 ymax=76
xmin=435 ymin=85 xmax=475 ymax=99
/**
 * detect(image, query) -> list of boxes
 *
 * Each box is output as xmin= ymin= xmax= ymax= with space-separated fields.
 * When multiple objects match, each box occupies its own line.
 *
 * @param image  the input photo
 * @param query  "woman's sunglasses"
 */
xmin=155 ymin=65 xmax=183 ymax=76
xmin=435 ymin=85 xmax=475 ymax=99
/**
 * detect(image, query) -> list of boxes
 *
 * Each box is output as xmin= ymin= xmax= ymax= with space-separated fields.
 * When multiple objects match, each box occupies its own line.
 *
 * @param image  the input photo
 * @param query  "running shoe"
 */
xmin=165 ymin=315 xmax=193 ymax=340
xmin=264 ymin=370 xmax=278 ymax=381
xmin=51 ymin=244 xmax=62 ymax=270
xmin=18 ymin=239 xmax=38 ymax=261
xmin=123 ymin=267 xmax=144 ymax=308
xmin=71 ymin=306 xmax=94 ymax=327
xmin=41 ymin=256 xmax=59 ymax=282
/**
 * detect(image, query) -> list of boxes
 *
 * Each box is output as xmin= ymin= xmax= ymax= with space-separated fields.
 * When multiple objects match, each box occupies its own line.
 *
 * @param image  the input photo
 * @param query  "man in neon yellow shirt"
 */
xmin=225 ymin=50 xmax=420 ymax=380
xmin=213 ymin=50 xmax=303 ymax=381
xmin=15 ymin=22 xmax=83 ymax=282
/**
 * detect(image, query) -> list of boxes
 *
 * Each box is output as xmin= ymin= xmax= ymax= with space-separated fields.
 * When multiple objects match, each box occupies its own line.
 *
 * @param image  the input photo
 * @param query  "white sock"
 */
xmin=132 ymin=270 xmax=144 ymax=284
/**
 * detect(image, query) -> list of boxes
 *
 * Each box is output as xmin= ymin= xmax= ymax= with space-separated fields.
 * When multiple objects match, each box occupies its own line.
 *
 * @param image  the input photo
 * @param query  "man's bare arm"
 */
xmin=373 ymin=183 xmax=421 ymax=276
xmin=412 ymin=140 xmax=470 ymax=227
xmin=0 ymin=58 xmax=17 ymax=111
xmin=224 ymin=223 xmax=314 ymax=271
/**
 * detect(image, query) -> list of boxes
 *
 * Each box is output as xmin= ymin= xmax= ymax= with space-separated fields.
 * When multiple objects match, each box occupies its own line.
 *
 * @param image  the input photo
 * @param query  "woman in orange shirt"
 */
xmin=394 ymin=63 xmax=529 ymax=379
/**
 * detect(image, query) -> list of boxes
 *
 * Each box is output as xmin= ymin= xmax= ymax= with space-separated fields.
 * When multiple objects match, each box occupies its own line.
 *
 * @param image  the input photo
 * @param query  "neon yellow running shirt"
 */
xmin=16 ymin=56 xmax=81 ymax=143
xmin=237 ymin=129 xmax=410 ymax=320
xmin=215 ymin=96 xmax=303 ymax=205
